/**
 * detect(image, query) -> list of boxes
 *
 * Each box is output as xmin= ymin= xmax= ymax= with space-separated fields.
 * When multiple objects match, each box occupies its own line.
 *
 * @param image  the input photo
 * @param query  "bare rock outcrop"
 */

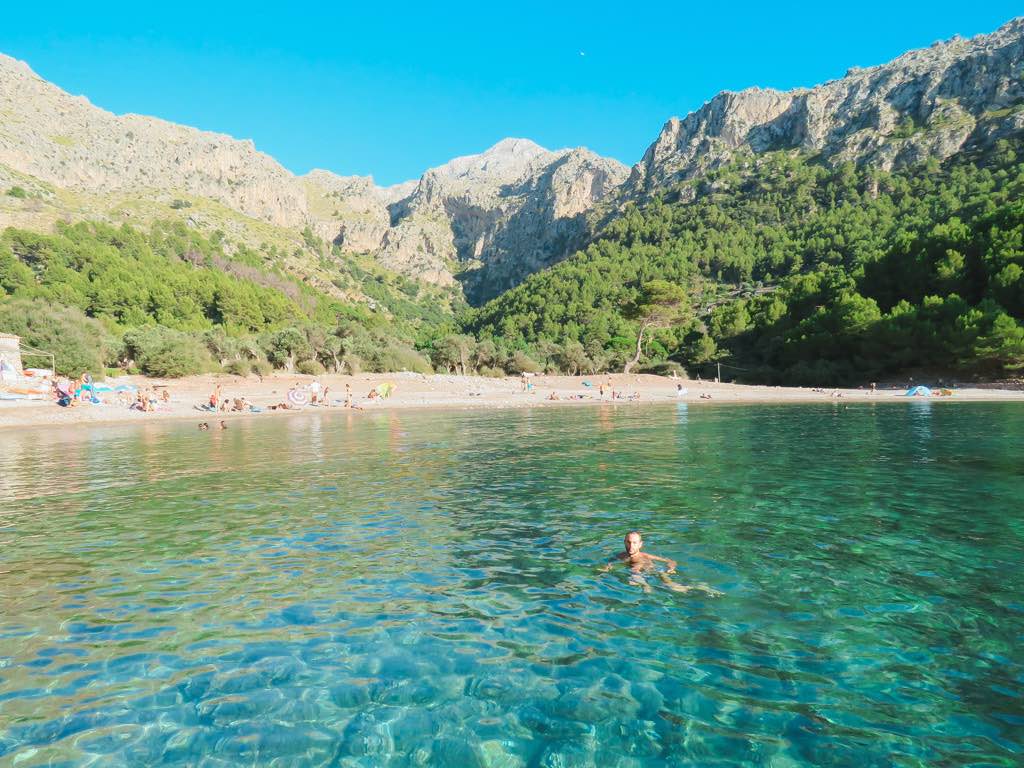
xmin=625 ymin=17 xmax=1024 ymax=197
xmin=377 ymin=139 xmax=628 ymax=300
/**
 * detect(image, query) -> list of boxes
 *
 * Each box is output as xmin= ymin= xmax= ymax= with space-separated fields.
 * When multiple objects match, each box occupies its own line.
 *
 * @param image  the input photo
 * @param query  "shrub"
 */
xmin=224 ymin=358 xmax=250 ymax=376
xmin=170 ymin=199 xmax=192 ymax=209
xmin=373 ymin=344 xmax=433 ymax=374
xmin=122 ymin=326 xmax=212 ymax=378
xmin=143 ymin=342 xmax=208 ymax=377
xmin=6 ymin=186 xmax=28 ymax=199
xmin=341 ymin=353 xmax=362 ymax=375
xmin=478 ymin=365 xmax=506 ymax=378
xmin=251 ymin=359 xmax=273 ymax=377
xmin=508 ymin=350 xmax=542 ymax=374
xmin=296 ymin=359 xmax=326 ymax=376
xmin=0 ymin=298 xmax=109 ymax=375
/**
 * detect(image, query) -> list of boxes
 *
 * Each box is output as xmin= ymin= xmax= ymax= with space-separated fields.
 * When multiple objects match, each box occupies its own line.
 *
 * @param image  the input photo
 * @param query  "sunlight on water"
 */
xmin=0 ymin=404 xmax=1022 ymax=766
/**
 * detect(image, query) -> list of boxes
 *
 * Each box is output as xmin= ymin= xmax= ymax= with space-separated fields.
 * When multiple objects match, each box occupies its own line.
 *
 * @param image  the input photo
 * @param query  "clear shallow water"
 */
xmin=0 ymin=403 xmax=1022 ymax=767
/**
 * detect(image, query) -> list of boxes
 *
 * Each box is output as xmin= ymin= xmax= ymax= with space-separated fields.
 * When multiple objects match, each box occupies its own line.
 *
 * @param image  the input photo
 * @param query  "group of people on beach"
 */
xmin=200 ymin=380 xmax=363 ymax=426
xmin=53 ymin=372 xmax=94 ymax=406
xmin=204 ymin=384 xmax=257 ymax=413
xmin=50 ymin=371 xmax=175 ymax=413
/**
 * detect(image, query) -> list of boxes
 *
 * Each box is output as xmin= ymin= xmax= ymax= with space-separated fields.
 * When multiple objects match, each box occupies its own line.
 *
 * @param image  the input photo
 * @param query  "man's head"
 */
xmin=624 ymin=531 xmax=643 ymax=555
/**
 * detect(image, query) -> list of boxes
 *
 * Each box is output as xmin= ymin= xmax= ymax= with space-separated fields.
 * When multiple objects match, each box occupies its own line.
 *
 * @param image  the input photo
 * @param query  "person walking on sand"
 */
xmin=601 ymin=531 xmax=720 ymax=596
xmin=210 ymin=384 xmax=222 ymax=411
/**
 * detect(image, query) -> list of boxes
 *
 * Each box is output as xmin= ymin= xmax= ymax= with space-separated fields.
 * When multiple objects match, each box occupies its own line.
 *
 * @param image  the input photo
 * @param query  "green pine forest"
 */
xmin=2 ymin=136 xmax=1023 ymax=383
xmin=467 ymin=137 xmax=1024 ymax=383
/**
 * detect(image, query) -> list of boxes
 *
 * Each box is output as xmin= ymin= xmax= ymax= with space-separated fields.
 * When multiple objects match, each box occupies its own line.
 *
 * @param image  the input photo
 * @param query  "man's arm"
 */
xmin=598 ymin=554 xmax=623 ymax=573
xmin=647 ymin=554 xmax=677 ymax=572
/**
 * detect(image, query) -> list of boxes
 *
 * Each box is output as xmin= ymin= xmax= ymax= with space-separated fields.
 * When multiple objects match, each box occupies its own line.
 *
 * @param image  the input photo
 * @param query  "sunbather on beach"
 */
xmin=601 ymin=531 xmax=720 ymax=596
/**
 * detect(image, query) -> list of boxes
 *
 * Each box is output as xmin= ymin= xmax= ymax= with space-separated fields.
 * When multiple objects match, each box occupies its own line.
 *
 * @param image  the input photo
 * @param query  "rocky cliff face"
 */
xmin=625 ymin=17 xmax=1024 ymax=198
xmin=0 ymin=55 xmax=625 ymax=298
xmin=2 ymin=16 xmax=1023 ymax=304
xmin=375 ymin=139 xmax=628 ymax=300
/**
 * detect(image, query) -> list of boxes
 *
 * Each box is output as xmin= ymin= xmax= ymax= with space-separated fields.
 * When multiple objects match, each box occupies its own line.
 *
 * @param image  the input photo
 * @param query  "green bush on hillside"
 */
xmin=122 ymin=326 xmax=212 ymax=378
xmin=0 ymin=298 xmax=109 ymax=375
xmin=465 ymin=138 xmax=1024 ymax=383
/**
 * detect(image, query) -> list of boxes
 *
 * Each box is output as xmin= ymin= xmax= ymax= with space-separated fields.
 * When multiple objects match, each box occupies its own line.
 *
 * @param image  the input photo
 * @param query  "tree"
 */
xmin=265 ymin=327 xmax=312 ymax=372
xmin=557 ymin=340 xmax=592 ymax=375
xmin=122 ymin=326 xmax=211 ymax=377
xmin=622 ymin=280 xmax=687 ymax=373
xmin=431 ymin=334 xmax=474 ymax=374
xmin=0 ymin=299 xmax=109 ymax=375
xmin=508 ymin=350 xmax=541 ymax=374
xmin=973 ymin=311 xmax=1024 ymax=372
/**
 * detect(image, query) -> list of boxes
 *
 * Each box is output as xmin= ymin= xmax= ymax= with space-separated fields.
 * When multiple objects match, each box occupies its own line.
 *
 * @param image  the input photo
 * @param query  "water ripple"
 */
xmin=0 ymin=404 xmax=1022 ymax=765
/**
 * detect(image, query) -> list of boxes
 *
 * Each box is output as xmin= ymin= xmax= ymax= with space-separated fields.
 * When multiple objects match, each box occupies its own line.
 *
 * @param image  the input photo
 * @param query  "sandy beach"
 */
xmin=2 ymin=372 xmax=1022 ymax=431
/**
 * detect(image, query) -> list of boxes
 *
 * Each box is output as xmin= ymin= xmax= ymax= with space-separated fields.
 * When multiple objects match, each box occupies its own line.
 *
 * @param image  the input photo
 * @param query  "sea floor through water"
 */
xmin=0 ymin=403 xmax=1022 ymax=766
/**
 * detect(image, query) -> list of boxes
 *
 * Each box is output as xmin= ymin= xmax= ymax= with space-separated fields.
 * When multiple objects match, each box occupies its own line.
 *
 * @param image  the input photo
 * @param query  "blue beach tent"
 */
xmin=905 ymin=385 xmax=932 ymax=397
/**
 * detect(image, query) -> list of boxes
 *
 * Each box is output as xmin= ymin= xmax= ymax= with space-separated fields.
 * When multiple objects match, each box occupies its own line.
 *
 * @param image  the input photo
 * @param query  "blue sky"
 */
xmin=2 ymin=2 xmax=1020 ymax=185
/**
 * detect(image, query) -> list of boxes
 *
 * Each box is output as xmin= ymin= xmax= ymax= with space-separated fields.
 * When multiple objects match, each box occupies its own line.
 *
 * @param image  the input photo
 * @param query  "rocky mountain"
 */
xmin=0 ymin=54 xmax=311 ymax=228
xmin=303 ymin=140 xmax=627 ymax=299
xmin=2 ymin=15 xmax=1023 ymax=307
xmin=374 ymin=139 xmax=628 ymax=300
xmin=624 ymin=17 xmax=1024 ymax=199
xmin=0 ymin=53 xmax=625 ymax=301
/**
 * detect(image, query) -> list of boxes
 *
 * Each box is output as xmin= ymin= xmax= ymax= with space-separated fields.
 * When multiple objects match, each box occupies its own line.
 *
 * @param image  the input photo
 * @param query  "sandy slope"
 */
xmin=1 ymin=372 xmax=1022 ymax=431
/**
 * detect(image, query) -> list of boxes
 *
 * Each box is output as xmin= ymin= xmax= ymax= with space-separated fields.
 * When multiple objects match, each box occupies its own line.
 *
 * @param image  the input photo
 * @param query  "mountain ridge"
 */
xmin=2 ymin=16 xmax=1024 ymax=304
xmin=623 ymin=17 xmax=1024 ymax=199
xmin=0 ymin=49 xmax=627 ymax=294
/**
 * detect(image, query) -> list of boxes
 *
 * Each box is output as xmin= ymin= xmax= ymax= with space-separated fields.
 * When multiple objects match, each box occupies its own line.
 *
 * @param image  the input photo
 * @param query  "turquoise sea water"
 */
xmin=0 ymin=403 xmax=1022 ymax=767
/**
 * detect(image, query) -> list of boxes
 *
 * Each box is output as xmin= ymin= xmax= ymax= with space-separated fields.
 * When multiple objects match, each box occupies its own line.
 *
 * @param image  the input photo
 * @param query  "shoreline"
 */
xmin=2 ymin=372 xmax=1022 ymax=432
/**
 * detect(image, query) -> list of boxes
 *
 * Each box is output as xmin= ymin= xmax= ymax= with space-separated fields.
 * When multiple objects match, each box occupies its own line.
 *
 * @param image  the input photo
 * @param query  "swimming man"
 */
xmin=601 ymin=531 xmax=720 ymax=595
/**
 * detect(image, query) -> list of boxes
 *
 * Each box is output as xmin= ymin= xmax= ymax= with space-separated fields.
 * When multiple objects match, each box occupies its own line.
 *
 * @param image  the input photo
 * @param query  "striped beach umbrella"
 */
xmin=287 ymin=388 xmax=309 ymax=407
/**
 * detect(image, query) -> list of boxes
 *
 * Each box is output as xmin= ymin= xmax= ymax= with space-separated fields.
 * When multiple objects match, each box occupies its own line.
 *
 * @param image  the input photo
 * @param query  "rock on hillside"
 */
xmin=376 ymin=139 xmax=628 ymax=300
xmin=625 ymin=17 xmax=1024 ymax=197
